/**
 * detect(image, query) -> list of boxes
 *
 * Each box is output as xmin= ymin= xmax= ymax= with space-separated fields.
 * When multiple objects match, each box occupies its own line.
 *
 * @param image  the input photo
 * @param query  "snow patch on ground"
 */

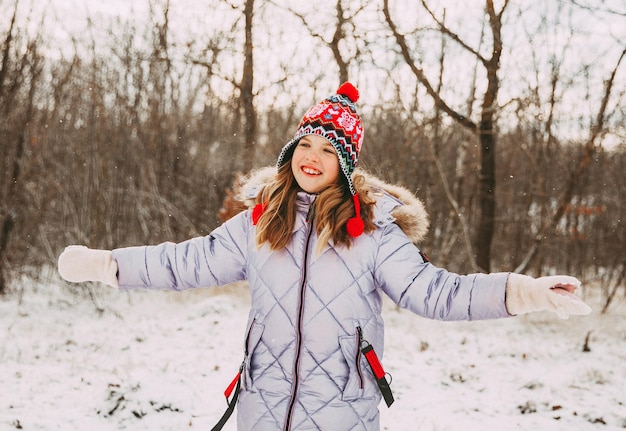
xmin=1 ymin=279 xmax=624 ymax=430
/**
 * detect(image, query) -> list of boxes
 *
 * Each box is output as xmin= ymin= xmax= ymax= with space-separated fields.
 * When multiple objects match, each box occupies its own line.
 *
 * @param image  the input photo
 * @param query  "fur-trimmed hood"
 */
xmin=220 ymin=166 xmax=429 ymax=244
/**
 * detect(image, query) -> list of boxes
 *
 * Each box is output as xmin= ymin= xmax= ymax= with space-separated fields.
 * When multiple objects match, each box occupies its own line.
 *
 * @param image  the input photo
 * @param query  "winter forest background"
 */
xmin=0 ymin=0 xmax=625 ymax=308
xmin=1 ymin=1 xmax=626 ymax=430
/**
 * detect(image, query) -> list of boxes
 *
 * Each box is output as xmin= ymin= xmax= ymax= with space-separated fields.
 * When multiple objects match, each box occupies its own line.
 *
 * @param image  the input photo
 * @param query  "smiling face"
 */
xmin=291 ymin=134 xmax=341 ymax=194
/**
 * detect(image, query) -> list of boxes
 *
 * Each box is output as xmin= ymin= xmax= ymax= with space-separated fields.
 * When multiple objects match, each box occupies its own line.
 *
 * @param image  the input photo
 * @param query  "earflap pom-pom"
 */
xmin=336 ymin=82 xmax=360 ymax=103
xmin=252 ymin=202 xmax=267 ymax=225
xmin=346 ymin=216 xmax=365 ymax=238
xmin=346 ymin=193 xmax=364 ymax=238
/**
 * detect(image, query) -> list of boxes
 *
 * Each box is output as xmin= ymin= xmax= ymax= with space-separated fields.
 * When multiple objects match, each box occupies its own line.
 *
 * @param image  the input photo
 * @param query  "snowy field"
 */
xmin=1 ymin=275 xmax=624 ymax=431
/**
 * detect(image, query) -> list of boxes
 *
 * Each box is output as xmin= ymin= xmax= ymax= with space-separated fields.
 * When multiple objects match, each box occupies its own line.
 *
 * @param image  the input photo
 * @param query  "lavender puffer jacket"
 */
xmin=111 ymin=169 xmax=510 ymax=431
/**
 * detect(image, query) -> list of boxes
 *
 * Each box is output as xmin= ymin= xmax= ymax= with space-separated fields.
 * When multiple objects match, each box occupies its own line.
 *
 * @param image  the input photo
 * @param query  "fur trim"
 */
xmin=219 ymin=166 xmax=429 ymax=244
xmin=354 ymin=168 xmax=429 ymax=244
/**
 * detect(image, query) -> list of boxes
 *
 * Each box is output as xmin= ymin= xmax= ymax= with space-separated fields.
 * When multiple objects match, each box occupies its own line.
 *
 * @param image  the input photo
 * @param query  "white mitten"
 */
xmin=506 ymin=274 xmax=591 ymax=319
xmin=58 ymin=245 xmax=119 ymax=288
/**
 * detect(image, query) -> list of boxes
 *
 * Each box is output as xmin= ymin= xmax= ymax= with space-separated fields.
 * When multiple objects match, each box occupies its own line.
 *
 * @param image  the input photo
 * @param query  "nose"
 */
xmin=304 ymin=148 xmax=320 ymax=162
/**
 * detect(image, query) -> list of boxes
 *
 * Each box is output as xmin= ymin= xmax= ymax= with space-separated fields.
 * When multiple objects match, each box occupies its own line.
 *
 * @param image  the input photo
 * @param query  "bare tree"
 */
xmin=284 ymin=0 xmax=367 ymax=84
xmin=515 ymin=47 xmax=626 ymax=274
xmin=0 ymin=1 xmax=44 ymax=292
xmin=383 ymin=0 xmax=509 ymax=272
xmin=240 ymin=0 xmax=257 ymax=172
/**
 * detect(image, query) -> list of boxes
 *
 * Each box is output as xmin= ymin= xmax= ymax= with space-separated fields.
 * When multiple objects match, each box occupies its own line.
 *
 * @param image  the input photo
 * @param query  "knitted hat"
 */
xmin=275 ymin=82 xmax=365 ymax=237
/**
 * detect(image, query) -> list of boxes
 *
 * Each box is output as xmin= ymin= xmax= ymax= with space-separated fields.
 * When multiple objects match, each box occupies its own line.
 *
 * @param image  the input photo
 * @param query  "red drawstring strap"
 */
xmin=211 ymin=363 xmax=243 ymax=431
xmin=359 ymin=332 xmax=394 ymax=407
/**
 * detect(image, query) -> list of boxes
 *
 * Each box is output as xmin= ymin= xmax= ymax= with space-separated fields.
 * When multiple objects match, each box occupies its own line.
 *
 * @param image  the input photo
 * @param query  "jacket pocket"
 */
xmin=339 ymin=326 xmax=372 ymax=401
xmin=242 ymin=315 xmax=265 ymax=393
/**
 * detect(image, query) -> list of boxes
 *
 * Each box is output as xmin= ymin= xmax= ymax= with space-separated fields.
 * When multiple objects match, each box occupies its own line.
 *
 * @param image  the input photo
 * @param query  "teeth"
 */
xmin=303 ymin=167 xmax=321 ymax=175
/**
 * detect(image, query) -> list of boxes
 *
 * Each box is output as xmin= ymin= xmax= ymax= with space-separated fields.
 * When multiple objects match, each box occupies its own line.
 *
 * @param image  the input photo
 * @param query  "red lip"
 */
xmin=300 ymin=165 xmax=322 ymax=176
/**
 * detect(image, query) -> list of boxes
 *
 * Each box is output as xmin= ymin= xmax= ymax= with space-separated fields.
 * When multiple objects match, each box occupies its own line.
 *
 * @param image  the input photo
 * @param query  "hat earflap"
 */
xmin=346 ymin=194 xmax=364 ymax=238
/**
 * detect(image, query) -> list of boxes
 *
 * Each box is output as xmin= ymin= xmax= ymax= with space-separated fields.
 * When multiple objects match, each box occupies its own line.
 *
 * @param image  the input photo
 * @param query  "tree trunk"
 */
xmin=476 ymin=120 xmax=496 ymax=272
xmin=383 ymin=0 xmax=508 ymax=272
xmin=241 ymin=0 xmax=256 ymax=172
xmin=475 ymin=0 xmax=503 ymax=271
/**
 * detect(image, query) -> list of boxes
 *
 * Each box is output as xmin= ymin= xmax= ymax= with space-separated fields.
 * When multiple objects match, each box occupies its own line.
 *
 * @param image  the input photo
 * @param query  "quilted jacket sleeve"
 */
xmin=374 ymin=223 xmax=510 ymax=321
xmin=111 ymin=211 xmax=251 ymax=291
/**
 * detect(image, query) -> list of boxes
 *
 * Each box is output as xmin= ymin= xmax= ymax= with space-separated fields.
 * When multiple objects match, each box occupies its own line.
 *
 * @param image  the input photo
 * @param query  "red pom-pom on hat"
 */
xmin=346 ymin=194 xmax=364 ymax=238
xmin=337 ymin=82 xmax=360 ymax=103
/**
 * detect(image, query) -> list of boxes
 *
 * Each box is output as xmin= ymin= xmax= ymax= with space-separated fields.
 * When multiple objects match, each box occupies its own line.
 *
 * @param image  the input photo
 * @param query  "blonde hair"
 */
xmin=255 ymin=165 xmax=375 ymax=251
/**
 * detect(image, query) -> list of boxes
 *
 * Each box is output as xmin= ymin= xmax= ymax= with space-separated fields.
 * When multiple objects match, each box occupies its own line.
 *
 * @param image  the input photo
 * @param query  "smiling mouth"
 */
xmin=302 ymin=167 xmax=321 ymax=175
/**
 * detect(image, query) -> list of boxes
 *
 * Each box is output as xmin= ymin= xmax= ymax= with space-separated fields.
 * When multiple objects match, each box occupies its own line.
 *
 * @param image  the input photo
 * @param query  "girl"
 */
xmin=58 ymin=82 xmax=591 ymax=431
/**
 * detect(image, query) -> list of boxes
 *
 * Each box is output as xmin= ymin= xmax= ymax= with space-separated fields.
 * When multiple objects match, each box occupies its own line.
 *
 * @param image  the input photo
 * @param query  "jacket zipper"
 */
xmin=245 ymin=318 xmax=256 ymax=356
xmin=356 ymin=326 xmax=364 ymax=389
xmin=283 ymin=199 xmax=316 ymax=431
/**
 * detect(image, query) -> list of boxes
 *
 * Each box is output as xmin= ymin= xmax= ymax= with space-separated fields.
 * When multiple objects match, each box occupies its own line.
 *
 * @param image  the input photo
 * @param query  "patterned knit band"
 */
xmin=276 ymin=82 xmax=364 ymax=195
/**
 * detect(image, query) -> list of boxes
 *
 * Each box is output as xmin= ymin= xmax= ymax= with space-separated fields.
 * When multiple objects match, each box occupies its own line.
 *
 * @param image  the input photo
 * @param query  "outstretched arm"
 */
xmin=58 ymin=211 xmax=252 ymax=291
xmin=374 ymin=224 xmax=591 ymax=321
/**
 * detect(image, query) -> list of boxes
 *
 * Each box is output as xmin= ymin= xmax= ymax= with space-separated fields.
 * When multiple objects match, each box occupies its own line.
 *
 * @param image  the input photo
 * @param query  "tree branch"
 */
xmin=420 ymin=0 xmax=488 ymax=66
xmin=382 ymin=0 xmax=477 ymax=131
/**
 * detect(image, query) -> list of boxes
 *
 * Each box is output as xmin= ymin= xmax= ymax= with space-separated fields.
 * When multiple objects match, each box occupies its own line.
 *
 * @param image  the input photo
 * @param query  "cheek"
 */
xmin=290 ymin=157 xmax=299 ymax=176
xmin=324 ymin=154 xmax=339 ymax=172
xmin=291 ymin=147 xmax=305 ymax=164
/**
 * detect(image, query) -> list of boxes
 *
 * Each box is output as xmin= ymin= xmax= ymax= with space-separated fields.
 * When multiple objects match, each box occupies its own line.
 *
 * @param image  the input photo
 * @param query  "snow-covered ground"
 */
xmin=1 ymin=276 xmax=624 ymax=431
